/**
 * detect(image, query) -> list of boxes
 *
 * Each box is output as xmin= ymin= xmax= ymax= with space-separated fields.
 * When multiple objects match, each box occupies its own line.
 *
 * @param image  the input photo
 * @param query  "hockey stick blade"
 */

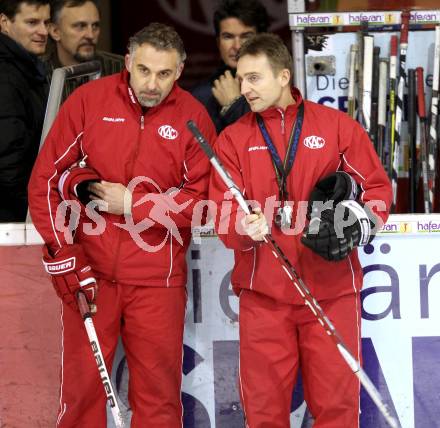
xmin=187 ymin=121 xmax=401 ymax=428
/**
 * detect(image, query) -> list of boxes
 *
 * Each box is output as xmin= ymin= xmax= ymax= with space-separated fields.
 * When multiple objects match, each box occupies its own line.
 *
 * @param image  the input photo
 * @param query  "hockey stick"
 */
xmin=370 ymin=46 xmax=381 ymax=152
xmin=392 ymin=10 xmax=410 ymax=207
xmin=357 ymin=21 xmax=368 ymax=124
xmin=362 ymin=35 xmax=374 ymax=132
xmin=416 ymin=67 xmax=431 ymax=213
xmin=187 ymin=120 xmax=400 ymax=428
xmin=388 ymin=36 xmax=398 ymax=178
xmin=377 ymin=59 xmax=388 ymax=164
xmin=348 ymin=44 xmax=358 ymax=119
xmin=428 ymin=26 xmax=440 ymax=211
xmin=77 ymin=293 xmax=124 ymax=428
xmin=407 ymin=69 xmax=417 ymax=213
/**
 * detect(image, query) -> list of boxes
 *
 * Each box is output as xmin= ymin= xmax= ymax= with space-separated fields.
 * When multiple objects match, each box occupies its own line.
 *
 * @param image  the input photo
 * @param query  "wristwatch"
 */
xmin=220 ymin=96 xmax=241 ymax=116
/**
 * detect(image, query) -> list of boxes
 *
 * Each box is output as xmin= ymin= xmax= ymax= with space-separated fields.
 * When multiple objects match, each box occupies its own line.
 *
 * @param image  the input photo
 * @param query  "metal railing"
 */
xmin=39 ymin=60 xmax=102 ymax=150
xmin=26 ymin=61 xmax=103 ymax=227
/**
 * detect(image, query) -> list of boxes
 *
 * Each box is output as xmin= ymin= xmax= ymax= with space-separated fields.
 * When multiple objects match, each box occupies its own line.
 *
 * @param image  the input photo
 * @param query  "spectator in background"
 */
xmin=44 ymin=0 xmax=123 ymax=79
xmin=191 ymin=0 xmax=269 ymax=134
xmin=0 ymin=0 xmax=50 ymax=222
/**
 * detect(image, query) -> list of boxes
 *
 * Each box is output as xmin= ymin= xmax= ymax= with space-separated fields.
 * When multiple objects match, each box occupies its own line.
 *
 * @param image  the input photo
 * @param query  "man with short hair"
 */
xmin=209 ymin=33 xmax=393 ymax=427
xmin=0 ymin=0 xmax=50 ymax=221
xmin=45 ymin=0 xmax=123 ymax=79
xmin=191 ymin=0 xmax=269 ymax=133
xmin=29 ymin=22 xmax=215 ymax=427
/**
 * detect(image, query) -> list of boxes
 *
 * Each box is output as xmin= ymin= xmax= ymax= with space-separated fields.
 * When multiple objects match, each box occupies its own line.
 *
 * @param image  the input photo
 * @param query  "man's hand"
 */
xmin=43 ymin=244 xmax=98 ymax=314
xmin=88 ymin=181 xmax=132 ymax=215
xmin=241 ymin=207 xmax=269 ymax=241
xmin=212 ymin=70 xmax=241 ymax=107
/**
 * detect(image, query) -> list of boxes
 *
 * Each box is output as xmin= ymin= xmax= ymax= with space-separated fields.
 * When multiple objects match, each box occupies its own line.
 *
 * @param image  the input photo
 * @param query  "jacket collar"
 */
xmin=0 ymin=32 xmax=46 ymax=82
xmin=118 ymin=68 xmax=180 ymax=115
xmin=257 ymin=87 xmax=303 ymax=119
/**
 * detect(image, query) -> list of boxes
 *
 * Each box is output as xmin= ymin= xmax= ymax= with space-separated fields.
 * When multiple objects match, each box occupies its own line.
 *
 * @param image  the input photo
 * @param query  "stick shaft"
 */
xmin=362 ymin=35 xmax=374 ymax=131
xmin=370 ymin=46 xmax=381 ymax=151
xmin=348 ymin=45 xmax=358 ymax=118
xmin=77 ymin=293 xmax=124 ymax=427
xmin=392 ymin=11 xmax=410 ymax=207
xmin=407 ymin=69 xmax=417 ymax=213
xmin=388 ymin=35 xmax=398 ymax=177
xmin=416 ymin=67 xmax=431 ymax=213
xmin=428 ymin=26 xmax=440 ymax=210
xmin=378 ymin=59 xmax=388 ymax=163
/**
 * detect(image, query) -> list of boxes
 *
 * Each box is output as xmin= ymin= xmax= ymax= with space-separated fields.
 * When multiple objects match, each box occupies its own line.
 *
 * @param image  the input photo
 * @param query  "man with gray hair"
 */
xmin=28 ymin=22 xmax=215 ymax=426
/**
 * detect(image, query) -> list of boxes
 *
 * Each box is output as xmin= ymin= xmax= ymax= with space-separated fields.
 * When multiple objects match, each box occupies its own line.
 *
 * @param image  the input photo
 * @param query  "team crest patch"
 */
xmin=158 ymin=125 xmax=178 ymax=140
xmin=303 ymin=135 xmax=325 ymax=149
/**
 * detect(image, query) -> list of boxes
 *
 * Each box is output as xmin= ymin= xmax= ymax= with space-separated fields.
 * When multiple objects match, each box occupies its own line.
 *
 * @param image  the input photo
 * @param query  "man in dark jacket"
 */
xmin=0 ymin=0 xmax=50 ymax=221
xmin=191 ymin=0 xmax=269 ymax=134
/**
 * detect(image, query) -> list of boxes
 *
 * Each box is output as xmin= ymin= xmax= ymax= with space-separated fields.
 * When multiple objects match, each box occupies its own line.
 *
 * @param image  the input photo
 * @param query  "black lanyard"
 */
xmin=256 ymin=102 xmax=304 ymax=202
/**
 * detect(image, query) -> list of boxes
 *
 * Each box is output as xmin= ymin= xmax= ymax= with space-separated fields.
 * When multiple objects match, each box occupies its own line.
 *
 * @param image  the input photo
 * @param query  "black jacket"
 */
xmin=0 ymin=33 xmax=48 ymax=222
xmin=191 ymin=64 xmax=250 ymax=134
xmin=43 ymin=47 xmax=124 ymax=101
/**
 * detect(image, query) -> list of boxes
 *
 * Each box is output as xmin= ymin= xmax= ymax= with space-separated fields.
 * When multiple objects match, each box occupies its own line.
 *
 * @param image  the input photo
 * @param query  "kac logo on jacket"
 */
xmin=303 ymin=135 xmax=325 ymax=149
xmin=158 ymin=125 xmax=178 ymax=140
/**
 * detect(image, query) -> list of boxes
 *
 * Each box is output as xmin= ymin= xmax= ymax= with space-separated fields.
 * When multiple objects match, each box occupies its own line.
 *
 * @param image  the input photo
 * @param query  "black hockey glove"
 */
xmin=301 ymin=172 xmax=376 ymax=262
xmin=301 ymin=200 xmax=376 ymax=261
xmin=307 ymin=171 xmax=359 ymax=218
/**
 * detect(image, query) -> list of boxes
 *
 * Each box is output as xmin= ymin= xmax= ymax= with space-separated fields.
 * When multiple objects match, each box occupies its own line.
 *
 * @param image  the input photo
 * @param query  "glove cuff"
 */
xmin=340 ymin=200 xmax=373 ymax=246
xmin=42 ymin=243 xmax=89 ymax=275
xmin=339 ymin=171 xmax=359 ymax=201
xmin=58 ymin=162 xmax=100 ymax=206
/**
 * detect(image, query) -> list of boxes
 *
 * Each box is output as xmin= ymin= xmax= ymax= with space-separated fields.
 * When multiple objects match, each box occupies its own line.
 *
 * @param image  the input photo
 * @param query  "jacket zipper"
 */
xmin=110 ymin=113 xmax=145 ymax=282
xmin=277 ymin=108 xmax=285 ymax=135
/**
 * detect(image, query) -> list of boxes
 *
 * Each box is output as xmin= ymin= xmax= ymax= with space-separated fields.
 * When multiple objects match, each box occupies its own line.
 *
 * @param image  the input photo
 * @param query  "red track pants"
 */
xmin=56 ymin=280 xmax=186 ymax=428
xmin=238 ymin=290 xmax=361 ymax=428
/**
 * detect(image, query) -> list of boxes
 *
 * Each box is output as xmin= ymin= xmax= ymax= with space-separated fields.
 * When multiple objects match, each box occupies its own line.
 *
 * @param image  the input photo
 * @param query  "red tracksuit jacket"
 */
xmin=209 ymin=89 xmax=393 ymax=304
xmin=28 ymin=70 xmax=216 ymax=287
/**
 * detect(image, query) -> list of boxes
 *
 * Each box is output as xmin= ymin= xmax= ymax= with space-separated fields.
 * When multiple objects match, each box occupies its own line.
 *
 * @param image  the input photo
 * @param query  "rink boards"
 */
xmin=0 ymin=214 xmax=439 ymax=427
